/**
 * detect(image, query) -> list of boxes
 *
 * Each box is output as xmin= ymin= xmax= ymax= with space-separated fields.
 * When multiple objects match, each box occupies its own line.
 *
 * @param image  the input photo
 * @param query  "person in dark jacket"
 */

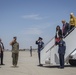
xmin=36 ymin=37 xmax=44 ymax=66
xmin=30 ymin=46 xmax=32 ymax=57
xmin=62 ymin=20 xmax=70 ymax=37
xmin=0 ymin=44 xmax=1 ymax=68
xmin=58 ymin=37 xmax=66 ymax=69
xmin=0 ymin=38 xmax=5 ymax=65
xmin=55 ymin=25 xmax=62 ymax=45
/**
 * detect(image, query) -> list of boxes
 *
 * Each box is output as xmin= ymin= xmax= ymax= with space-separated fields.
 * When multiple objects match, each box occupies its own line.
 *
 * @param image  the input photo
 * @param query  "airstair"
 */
xmin=41 ymin=27 xmax=76 ymax=65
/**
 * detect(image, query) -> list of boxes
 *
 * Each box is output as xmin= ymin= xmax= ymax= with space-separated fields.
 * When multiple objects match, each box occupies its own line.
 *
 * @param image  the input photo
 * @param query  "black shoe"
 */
xmin=58 ymin=66 xmax=64 ymax=69
xmin=38 ymin=64 xmax=43 ymax=66
xmin=0 ymin=64 xmax=5 ymax=65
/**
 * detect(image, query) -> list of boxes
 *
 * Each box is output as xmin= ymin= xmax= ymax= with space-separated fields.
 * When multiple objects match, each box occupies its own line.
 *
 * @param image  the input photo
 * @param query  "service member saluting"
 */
xmin=10 ymin=37 xmax=19 ymax=67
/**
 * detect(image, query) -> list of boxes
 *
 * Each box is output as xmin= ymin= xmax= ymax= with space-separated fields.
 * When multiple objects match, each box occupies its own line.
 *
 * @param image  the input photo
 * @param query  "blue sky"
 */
xmin=0 ymin=0 xmax=76 ymax=49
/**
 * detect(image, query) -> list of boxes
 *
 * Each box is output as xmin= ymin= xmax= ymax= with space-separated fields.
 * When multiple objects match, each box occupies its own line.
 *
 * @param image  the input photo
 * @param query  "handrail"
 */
xmin=46 ymin=44 xmax=55 ymax=53
xmin=44 ymin=36 xmax=55 ymax=47
xmin=46 ymin=27 xmax=76 ymax=53
xmin=64 ymin=27 xmax=76 ymax=38
xmin=69 ymin=48 xmax=76 ymax=56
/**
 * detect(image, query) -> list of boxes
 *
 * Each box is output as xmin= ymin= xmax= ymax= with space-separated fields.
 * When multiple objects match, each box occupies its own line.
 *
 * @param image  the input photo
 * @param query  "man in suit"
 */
xmin=58 ymin=37 xmax=66 ymax=69
xmin=36 ymin=37 xmax=44 ymax=66
xmin=62 ymin=20 xmax=70 ymax=37
xmin=0 ymin=38 xmax=5 ymax=65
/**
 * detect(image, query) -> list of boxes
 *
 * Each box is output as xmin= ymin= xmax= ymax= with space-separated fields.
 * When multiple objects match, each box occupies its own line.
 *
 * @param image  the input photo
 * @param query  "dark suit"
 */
xmin=36 ymin=41 xmax=44 ymax=65
xmin=55 ymin=29 xmax=62 ymax=45
xmin=58 ymin=39 xmax=66 ymax=68
xmin=0 ymin=42 xmax=4 ymax=65
xmin=62 ymin=22 xmax=70 ymax=36
xmin=55 ymin=29 xmax=62 ymax=38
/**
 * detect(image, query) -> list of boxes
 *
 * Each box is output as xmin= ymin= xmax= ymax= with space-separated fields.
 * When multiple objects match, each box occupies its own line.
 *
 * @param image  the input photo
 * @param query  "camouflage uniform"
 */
xmin=12 ymin=42 xmax=19 ymax=66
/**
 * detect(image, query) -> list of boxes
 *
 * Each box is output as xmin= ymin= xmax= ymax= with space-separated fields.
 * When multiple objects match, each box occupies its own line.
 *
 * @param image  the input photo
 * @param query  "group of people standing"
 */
xmin=55 ymin=20 xmax=69 ymax=45
xmin=0 ymin=13 xmax=76 ymax=68
xmin=55 ymin=13 xmax=76 ymax=69
xmin=55 ymin=13 xmax=76 ymax=45
xmin=36 ymin=13 xmax=76 ymax=68
xmin=35 ymin=35 xmax=66 ymax=68
xmin=0 ymin=37 xmax=19 ymax=68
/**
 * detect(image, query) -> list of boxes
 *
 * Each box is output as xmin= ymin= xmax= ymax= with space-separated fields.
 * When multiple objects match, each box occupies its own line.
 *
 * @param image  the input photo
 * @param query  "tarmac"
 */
xmin=0 ymin=51 xmax=76 ymax=75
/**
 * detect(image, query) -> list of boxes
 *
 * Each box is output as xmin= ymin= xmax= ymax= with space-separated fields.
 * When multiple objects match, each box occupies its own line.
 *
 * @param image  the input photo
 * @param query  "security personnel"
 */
xmin=36 ymin=37 xmax=44 ymax=66
xmin=10 ymin=37 xmax=19 ymax=67
xmin=0 ymin=38 xmax=5 ymax=65
xmin=58 ymin=37 xmax=66 ymax=69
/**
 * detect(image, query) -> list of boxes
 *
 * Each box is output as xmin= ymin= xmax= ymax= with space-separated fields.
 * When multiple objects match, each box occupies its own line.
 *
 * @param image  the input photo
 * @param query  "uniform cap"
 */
xmin=38 ymin=37 xmax=43 ymax=40
xmin=13 ymin=36 xmax=17 ymax=40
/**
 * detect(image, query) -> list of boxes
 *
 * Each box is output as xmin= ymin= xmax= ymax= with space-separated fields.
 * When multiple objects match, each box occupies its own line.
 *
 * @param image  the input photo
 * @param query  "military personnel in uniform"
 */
xmin=58 ymin=37 xmax=66 ymax=69
xmin=36 ymin=37 xmax=44 ymax=66
xmin=10 ymin=37 xmax=19 ymax=67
